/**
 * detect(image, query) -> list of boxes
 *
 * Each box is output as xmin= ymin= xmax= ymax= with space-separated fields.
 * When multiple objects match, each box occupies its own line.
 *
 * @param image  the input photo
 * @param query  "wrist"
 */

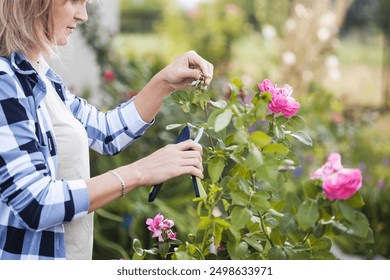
xmin=117 ymin=165 xmax=144 ymax=193
xmin=153 ymin=70 xmax=174 ymax=96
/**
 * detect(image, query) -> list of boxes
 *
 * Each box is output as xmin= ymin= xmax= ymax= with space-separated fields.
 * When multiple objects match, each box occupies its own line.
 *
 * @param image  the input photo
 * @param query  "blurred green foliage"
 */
xmin=120 ymin=0 xmax=162 ymax=33
xmin=156 ymin=0 xmax=247 ymax=75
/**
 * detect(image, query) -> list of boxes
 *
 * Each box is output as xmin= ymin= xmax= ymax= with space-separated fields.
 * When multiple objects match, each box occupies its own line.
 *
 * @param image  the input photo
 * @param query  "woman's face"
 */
xmin=52 ymin=0 xmax=89 ymax=45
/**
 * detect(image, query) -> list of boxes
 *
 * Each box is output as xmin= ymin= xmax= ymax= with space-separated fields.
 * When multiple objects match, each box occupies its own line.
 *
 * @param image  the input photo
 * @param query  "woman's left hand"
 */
xmin=133 ymin=50 xmax=213 ymax=123
xmin=157 ymin=50 xmax=214 ymax=92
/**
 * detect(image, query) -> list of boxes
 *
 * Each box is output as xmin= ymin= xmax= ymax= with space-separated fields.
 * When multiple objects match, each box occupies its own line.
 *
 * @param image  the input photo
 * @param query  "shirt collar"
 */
xmin=10 ymin=51 xmax=36 ymax=75
xmin=10 ymin=51 xmax=63 ymax=84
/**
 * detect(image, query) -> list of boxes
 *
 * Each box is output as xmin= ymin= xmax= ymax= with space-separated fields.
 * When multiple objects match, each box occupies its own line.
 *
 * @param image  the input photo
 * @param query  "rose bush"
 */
xmin=78 ymin=3 xmax=377 ymax=260
xmin=131 ymin=78 xmax=373 ymax=260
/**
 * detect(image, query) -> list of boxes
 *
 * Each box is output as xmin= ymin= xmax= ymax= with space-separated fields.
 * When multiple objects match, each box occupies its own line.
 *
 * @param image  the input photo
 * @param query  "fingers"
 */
xmin=176 ymin=139 xmax=203 ymax=154
xmin=168 ymin=140 xmax=204 ymax=177
xmin=186 ymin=50 xmax=214 ymax=86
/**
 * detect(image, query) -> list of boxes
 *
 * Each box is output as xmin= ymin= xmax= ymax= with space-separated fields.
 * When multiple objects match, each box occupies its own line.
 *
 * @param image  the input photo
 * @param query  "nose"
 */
xmin=75 ymin=3 xmax=88 ymax=23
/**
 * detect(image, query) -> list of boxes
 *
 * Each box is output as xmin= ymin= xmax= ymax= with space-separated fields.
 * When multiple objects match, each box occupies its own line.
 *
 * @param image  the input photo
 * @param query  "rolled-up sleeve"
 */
xmin=64 ymin=88 xmax=153 ymax=155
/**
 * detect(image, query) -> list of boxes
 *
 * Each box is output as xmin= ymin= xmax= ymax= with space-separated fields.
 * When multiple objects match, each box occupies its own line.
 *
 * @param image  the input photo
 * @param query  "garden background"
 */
xmin=54 ymin=0 xmax=390 ymax=260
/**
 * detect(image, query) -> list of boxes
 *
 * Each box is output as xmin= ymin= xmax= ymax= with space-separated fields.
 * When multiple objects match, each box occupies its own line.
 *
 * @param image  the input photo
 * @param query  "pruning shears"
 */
xmin=148 ymin=125 xmax=204 ymax=202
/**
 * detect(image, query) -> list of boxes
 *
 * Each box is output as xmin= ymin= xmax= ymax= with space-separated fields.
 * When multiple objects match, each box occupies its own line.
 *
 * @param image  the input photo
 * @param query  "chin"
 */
xmin=56 ymin=38 xmax=70 ymax=46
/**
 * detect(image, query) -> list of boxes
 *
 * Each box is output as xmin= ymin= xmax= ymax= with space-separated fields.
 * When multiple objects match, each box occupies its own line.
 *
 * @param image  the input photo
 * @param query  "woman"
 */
xmin=0 ymin=0 xmax=213 ymax=260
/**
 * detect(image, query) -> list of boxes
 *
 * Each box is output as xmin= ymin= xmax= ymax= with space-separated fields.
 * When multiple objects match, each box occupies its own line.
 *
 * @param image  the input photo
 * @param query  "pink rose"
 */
xmin=268 ymin=95 xmax=300 ymax=118
xmin=268 ymin=94 xmax=285 ymax=115
xmin=278 ymin=84 xmax=293 ymax=97
xmin=259 ymin=79 xmax=300 ymax=118
xmin=311 ymin=153 xmax=343 ymax=180
xmin=322 ymin=168 xmax=362 ymax=201
xmin=281 ymin=97 xmax=300 ymax=118
xmin=258 ymin=79 xmax=277 ymax=93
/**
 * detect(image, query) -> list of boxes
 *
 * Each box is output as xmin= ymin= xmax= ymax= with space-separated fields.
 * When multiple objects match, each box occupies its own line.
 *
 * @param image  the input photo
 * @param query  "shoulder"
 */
xmin=0 ymin=58 xmax=20 ymax=100
xmin=0 ymin=68 xmax=15 ymax=96
xmin=0 ymin=56 xmax=14 ymax=76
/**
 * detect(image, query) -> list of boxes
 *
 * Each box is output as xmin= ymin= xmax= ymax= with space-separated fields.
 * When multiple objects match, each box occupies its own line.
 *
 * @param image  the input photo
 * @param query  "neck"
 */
xmin=26 ymin=51 xmax=41 ymax=63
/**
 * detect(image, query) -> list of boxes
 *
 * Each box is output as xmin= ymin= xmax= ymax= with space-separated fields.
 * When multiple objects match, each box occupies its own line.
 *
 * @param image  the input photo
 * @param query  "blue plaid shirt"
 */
xmin=0 ymin=52 xmax=152 ymax=259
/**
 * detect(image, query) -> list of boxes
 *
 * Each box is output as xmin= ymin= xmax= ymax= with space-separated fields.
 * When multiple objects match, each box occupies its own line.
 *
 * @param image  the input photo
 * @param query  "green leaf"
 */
xmin=251 ymin=192 xmax=271 ymax=212
xmin=286 ymin=151 xmax=301 ymax=167
xmin=159 ymin=242 xmax=170 ymax=258
xmin=349 ymin=212 xmax=370 ymax=238
xmin=262 ymin=143 xmax=289 ymax=157
xmin=249 ymin=131 xmax=271 ymax=148
xmin=285 ymin=192 xmax=301 ymax=215
xmin=208 ymin=156 xmax=225 ymax=183
xmin=313 ymin=223 xmax=327 ymax=239
xmin=273 ymin=124 xmax=285 ymax=141
xmin=214 ymin=109 xmax=233 ymax=132
xmin=207 ymin=108 xmax=223 ymax=129
xmin=181 ymin=102 xmax=191 ymax=113
xmin=310 ymin=237 xmax=332 ymax=251
xmin=230 ymin=206 xmax=252 ymax=230
xmin=267 ymin=246 xmax=287 ymax=260
xmin=346 ymin=191 xmax=365 ymax=208
xmin=350 ymin=228 xmax=375 ymax=243
xmin=166 ymin=123 xmax=183 ymax=130
xmin=230 ymin=154 xmax=246 ymax=165
xmin=303 ymin=180 xmax=321 ymax=199
xmin=243 ymin=237 xmax=264 ymax=252
xmin=279 ymin=213 xmax=296 ymax=235
xmin=270 ymin=227 xmax=286 ymax=246
xmin=246 ymin=143 xmax=264 ymax=170
xmin=286 ymin=115 xmax=306 ymax=131
xmin=284 ymin=247 xmax=311 ymax=260
xmin=312 ymin=250 xmax=337 ymax=260
xmin=195 ymin=178 xmax=207 ymax=198
xmin=233 ymin=129 xmax=248 ymax=144
xmin=197 ymin=92 xmax=211 ymax=103
xmin=337 ymin=200 xmax=355 ymax=223
xmin=172 ymin=251 xmax=194 ymax=260
xmin=297 ymin=200 xmax=319 ymax=231
xmin=215 ymin=217 xmax=231 ymax=229
xmin=172 ymin=90 xmax=189 ymax=102
xmin=255 ymin=103 xmax=268 ymax=119
xmin=198 ymin=216 xmax=214 ymax=229
xmin=230 ymin=190 xmax=250 ymax=206
xmin=210 ymin=100 xmax=228 ymax=109
xmin=261 ymin=91 xmax=272 ymax=102
xmin=132 ymin=239 xmax=145 ymax=257
xmin=255 ymin=160 xmax=279 ymax=182
xmin=227 ymin=241 xmax=249 ymax=260
xmin=213 ymin=223 xmax=225 ymax=247
xmin=290 ymin=131 xmax=313 ymax=146
xmin=227 ymin=227 xmax=241 ymax=242
xmin=275 ymin=115 xmax=289 ymax=126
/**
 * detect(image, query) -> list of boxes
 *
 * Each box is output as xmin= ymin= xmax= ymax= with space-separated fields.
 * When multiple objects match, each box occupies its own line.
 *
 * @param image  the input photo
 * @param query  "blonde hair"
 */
xmin=0 ymin=0 xmax=55 ymax=57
